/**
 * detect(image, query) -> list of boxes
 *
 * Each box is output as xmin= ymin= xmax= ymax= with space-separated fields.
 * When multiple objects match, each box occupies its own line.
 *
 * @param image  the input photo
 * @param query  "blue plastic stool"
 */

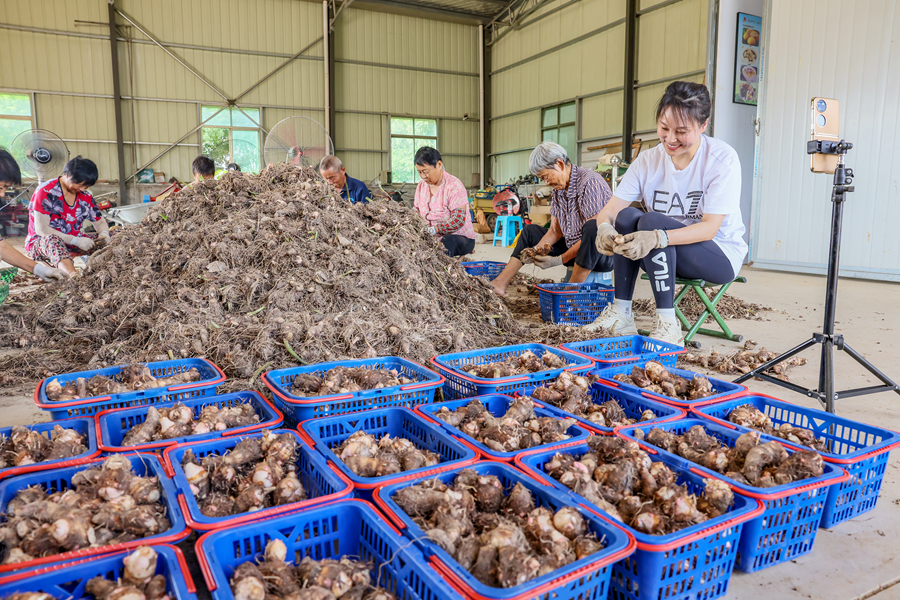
xmin=493 ymin=215 xmax=524 ymax=247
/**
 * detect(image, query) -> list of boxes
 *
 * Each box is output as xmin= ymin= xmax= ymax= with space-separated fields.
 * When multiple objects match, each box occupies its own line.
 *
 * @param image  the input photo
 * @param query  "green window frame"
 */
xmin=541 ymin=102 xmax=576 ymax=164
xmin=200 ymin=106 xmax=262 ymax=174
xmin=0 ymin=92 xmax=35 ymax=160
xmin=390 ymin=117 xmax=437 ymax=183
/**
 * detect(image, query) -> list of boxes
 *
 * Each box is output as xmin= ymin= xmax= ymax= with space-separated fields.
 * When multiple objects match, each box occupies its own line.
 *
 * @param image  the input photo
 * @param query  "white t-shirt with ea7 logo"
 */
xmin=615 ymin=134 xmax=748 ymax=276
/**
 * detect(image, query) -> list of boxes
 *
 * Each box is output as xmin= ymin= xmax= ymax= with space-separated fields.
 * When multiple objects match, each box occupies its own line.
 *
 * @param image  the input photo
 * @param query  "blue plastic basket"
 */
xmin=97 ymin=391 xmax=284 ymax=453
xmin=262 ymin=356 xmax=444 ymax=428
xmin=0 ymin=453 xmax=189 ymax=574
xmin=461 ymin=260 xmax=506 ymax=280
xmin=536 ymin=282 xmax=615 ymax=325
xmin=0 ymin=545 xmax=197 ymax=600
xmin=196 ymin=499 xmax=461 ymax=600
xmin=414 ymin=394 xmax=594 ymax=461
xmin=163 ymin=429 xmax=353 ymax=531
xmin=593 ymin=359 xmax=747 ymax=408
xmin=34 ymin=358 xmax=226 ymax=419
xmin=692 ymin=394 xmax=900 ymax=529
xmin=516 ymin=442 xmax=763 ymax=600
xmin=617 ymin=418 xmax=849 ymax=573
xmin=561 ymin=335 xmax=685 ymax=368
xmin=0 ymin=417 xmax=100 ymax=482
xmin=298 ymin=407 xmax=478 ymax=499
xmin=430 ymin=343 xmax=595 ymax=400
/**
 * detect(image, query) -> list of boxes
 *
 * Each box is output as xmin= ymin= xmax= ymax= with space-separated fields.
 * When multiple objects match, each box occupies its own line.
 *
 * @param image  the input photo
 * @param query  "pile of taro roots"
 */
xmin=0 ymin=456 xmax=168 ymax=565
xmin=641 ymin=425 xmax=825 ymax=487
xmin=462 ymin=350 xmax=572 ymax=379
xmin=544 ymin=436 xmax=734 ymax=535
xmin=679 ymin=341 xmax=808 ymax=381
xmin=121 ymin=402 xmax=259 ymax=446
xmin=1 ymin=425 xmax=87 ymax=468
xmin=609 ymin=361 xmax=714 ymax=402
xmin=528 ymin=371 xmax=658 ymax=428
xmin=181 ymin=431 xmax=306 ymax=518
xmin=44 ymin=365 xmax=201 ymax=403
xmin=289 ymin=366 xmax=412 ymax=397
xmin=230 ymin=538 xmax=394 ymax=600
xmin=433 ymin=397 xmax=576 ymax=452
xmin=393 ymin=468 xmax=605 ymax=588
xmin=726 ymin=404 xmax=827 ymax=451
xmin=335 ymin=431 xmax=440 ymax=477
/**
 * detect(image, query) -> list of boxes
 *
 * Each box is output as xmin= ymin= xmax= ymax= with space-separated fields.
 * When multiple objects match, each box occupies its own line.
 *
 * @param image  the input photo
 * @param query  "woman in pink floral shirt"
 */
xmin=412 ymin=147 xmax=475 ymax=257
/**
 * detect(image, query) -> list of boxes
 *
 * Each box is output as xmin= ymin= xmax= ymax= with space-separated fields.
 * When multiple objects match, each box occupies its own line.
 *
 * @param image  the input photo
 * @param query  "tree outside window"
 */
xmin=200 ymin=107 xmax=262 ymax=174
xmin=0 ymin=93 xmax=35 ymax=157
xmin=541 ymin=102 xmax=576 ymax=163
xmin=390 ymin=117 xmax=437 ymax=183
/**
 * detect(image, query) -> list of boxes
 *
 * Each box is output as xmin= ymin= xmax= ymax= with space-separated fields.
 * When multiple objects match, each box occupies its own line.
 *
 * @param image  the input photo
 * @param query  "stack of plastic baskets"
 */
xmin=196 ymin=499 xmax=460 ymax=600
xmin=617 ymin=418 xmax=849 ymax=572
xmin=0 ymin=267 xmax=16 ymax=306
xmin=536 ymin=282 xmax=615 ymax=325
xmin=461 ymin=260 xmax=506 ymax=280
xmin=430 ymin=343 xmax=594 ymax=400
xmin=0 ymin=418 xmax=100 ymax=482
xmin=262 ymin=356 xmax=444 ymax=428
xmin=516 ymin=441 xmax=764 ymax=600
xmin=34 ymin=358 xmax=226 ymax=419
xmin=163 ymin=429 xmax=353 ymax=531
xmin=298 ymin=407 xmax=478 ymax=499
xmin=692 ymin=394 xmax=900 ymax=528
xmin=561 ymin=335 xmax=685 ymax=369
xmin=374 ymin=462 xmax=636 ymax=600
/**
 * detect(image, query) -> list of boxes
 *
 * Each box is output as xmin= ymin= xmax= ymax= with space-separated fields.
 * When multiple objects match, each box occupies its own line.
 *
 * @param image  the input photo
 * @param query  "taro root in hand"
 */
xmin=120 ymin=402 xmax=260 ymax=446
xmin=462 ymin=350 xmax=573 ymax=379
xmin=290 ymin=366 xmax=412 ymax=397
xmin=520 ymin=246 xmax=550 ymax=264
xmin=526 ymin=371 xmax=656 ymax=428
xmin=0 ymin=425 xmax=87 ymax=468
xmin=727 ymin=404 xmax=827 ymax=451
xmin=44 ymin=365 xmax=202 ymax=402
xmin=336 ymin=431 xmax=440 ymax=477
xmin=611 ymin=361 xmax=711 ymax=402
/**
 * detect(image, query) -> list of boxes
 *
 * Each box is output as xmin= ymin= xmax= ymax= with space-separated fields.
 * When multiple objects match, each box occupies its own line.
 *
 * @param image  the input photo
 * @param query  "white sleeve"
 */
xmin=612 ymin=152 xmax=648 ymax=204
xmin=702 ymin=151 xmax=742 ymax=215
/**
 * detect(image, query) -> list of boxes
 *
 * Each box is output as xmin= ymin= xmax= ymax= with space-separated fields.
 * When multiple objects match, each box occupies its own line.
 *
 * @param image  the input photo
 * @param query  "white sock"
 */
xmin=615 ymin=299 xmax=632 ymax=318
xmin=657 ymin=308 xmax=676 ymax=320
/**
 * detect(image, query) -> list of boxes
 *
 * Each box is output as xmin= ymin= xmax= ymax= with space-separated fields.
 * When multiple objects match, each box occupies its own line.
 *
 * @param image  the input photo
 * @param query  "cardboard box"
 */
xmin=153 ymin=172 xmax=166 ymax=183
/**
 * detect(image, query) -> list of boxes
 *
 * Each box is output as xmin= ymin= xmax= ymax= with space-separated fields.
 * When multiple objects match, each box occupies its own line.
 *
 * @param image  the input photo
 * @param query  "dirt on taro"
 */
xmin=0 ymin=164 xmax=600 ymax=394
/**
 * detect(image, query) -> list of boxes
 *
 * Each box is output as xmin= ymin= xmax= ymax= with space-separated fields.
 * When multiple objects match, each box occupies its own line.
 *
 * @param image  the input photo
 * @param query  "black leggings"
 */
xmin=613 ymin=207 xmax=735 ymax=309
xmin=510 ymin=224 xmax=614 ymax=272
xmin=441 ymin=234 xmax=475 ymax=257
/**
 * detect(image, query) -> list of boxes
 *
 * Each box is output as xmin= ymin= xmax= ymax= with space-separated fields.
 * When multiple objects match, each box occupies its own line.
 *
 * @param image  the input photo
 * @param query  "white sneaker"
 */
xmin=584 ymin=302 xmax=638 ymax=334
xmin=650 ymin=315 xmax=685 ymax=346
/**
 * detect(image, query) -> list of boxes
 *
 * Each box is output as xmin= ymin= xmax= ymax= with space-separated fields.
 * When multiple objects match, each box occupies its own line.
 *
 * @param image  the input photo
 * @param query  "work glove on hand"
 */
xmin=533 ymin=255 xmax=563 ymax=270
xmin=427 ymin=226 xmax=437 ymax=236
xmin=595 ymin=222 xmax=619 ymax=256
xmin=614 ymin=229 xmax=669 ymax=260
xmin=98 ymin=232 xmax=111 ymax=247
xmin=72 ymin=236 xmax=95 ymax=252
xmin=32 ymin=263 xmax=69 ymax=282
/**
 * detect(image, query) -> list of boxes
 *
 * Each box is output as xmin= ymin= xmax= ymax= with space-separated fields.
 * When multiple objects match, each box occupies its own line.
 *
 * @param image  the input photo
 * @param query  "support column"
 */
xmin=622 ymin=0 xmax=637 ymax=163
xmin=323 ymin=1 xmax=336 ymax=140
xmin=108 ymin=1 xmax=128 ymax=203
xmin=482 ymin=26 xmax=493 ymax=186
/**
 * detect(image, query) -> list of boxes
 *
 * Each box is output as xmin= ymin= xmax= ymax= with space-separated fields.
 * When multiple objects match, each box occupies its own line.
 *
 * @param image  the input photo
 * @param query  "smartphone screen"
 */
xmin=811 ymin=97 xmax=840 ymax=173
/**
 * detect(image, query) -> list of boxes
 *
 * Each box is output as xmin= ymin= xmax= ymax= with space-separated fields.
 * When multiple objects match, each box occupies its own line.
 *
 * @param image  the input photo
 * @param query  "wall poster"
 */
xmin=734 ymin=12 xmax=761 ymax=105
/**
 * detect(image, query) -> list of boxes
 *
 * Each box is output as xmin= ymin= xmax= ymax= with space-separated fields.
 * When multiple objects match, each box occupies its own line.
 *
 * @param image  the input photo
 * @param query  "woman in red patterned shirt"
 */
xmin=412 ymin=147 xmax=476 ymax=257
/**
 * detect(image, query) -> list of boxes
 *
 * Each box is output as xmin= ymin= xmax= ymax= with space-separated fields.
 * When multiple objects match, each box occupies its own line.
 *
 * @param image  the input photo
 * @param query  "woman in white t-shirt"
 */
xmin=584 ymin=81 xmax=747 ymax=345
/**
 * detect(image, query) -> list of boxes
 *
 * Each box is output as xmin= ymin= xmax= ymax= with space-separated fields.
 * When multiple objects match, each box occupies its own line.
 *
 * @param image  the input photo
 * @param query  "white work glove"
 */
xmin=72 ymin=236 xmax=95 ymax=252
xmin=533 ymin=255 xmax=563 ymax=270
xmin=614 ymin=229 xmax=669 ymax=260
xmin=98 ymin=232 xmax=111 ymax=247
xmin=33 ymin=263 xmax=69 ymax=282
xmin=427 ymin=226 xmax=437 ymax=236
xmin=595 ymin=222 xmax=618 ymax=256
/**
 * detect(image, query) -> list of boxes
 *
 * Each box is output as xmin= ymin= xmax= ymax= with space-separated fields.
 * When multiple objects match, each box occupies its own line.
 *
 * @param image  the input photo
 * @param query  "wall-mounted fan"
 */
xmin=263 ymin=116 xmax=334 ymax=169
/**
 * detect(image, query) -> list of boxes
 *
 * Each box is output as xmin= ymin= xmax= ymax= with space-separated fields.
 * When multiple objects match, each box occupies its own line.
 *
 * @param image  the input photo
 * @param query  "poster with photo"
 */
xmin=734 ymin=12 xmax=761 ymax=105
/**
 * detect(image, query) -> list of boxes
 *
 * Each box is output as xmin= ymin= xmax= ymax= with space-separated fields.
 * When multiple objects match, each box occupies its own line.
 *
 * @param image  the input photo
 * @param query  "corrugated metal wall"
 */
xmin=753 ymin=0 xmax=900 ymax=280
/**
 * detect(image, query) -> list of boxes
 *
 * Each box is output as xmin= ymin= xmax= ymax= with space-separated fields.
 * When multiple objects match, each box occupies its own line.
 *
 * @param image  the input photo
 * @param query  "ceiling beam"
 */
xmin=352 ymin=0 xmax=500 ymax=24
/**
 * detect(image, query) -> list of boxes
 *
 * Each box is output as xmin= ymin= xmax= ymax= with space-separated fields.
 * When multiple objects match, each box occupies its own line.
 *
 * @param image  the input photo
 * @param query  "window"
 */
xmin=200 ymin=106 xmax=262 ymax=174
xmin=541 ymin=102 xmax=576 ymax=164
xmin=0 ymin=93 xmax=34 ymax=154
xmin=390 ymin=117 xmax=437 ymax=183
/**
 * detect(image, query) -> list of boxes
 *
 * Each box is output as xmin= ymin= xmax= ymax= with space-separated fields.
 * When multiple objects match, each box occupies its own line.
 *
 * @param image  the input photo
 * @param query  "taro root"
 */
xmin=461 ymin=350 xmax=573 ymax=379
xmin=44 ymin=366 xmax=201 ymax=403
xmin=120 ymin=402 xmax=260 ymax=447
xmin=725 ymin=404 xmax=827 ymax=451
xmin=0 ymin=425 xmax=87 ymax=469
xmin=336 ymin=431 xmax=440 ymax=478
xmin=611 ymin=362 xmax=715 ymax=402
xmin=288 ymin=366 xmax=412 ymax=397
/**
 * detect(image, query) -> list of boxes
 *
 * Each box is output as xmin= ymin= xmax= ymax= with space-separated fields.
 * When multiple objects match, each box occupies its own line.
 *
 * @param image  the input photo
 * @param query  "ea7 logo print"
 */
xmin=651 ymin=253 xmax=670 ymax=292
xmin=651 ymin=190 xmax=705 ymax=217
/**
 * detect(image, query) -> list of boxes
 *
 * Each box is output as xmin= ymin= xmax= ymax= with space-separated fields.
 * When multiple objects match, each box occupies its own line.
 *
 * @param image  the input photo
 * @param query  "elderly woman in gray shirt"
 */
xmin=491 ymin=141 xmax=614 ymax=296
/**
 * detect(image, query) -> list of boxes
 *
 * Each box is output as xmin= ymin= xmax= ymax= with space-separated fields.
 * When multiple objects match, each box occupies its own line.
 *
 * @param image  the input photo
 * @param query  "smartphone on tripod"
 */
xmin=810 ymin=97 xmax=840 ymax=173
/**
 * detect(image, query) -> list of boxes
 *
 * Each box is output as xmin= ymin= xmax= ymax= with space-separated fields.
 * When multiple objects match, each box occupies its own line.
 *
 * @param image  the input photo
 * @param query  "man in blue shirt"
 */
xmin=319 ymin=156 xmax=370 ymax=204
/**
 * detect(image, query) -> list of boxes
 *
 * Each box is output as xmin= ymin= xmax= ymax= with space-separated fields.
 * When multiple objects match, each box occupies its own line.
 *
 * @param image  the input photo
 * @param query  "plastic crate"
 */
xmin=692 ymin=394 xmax=900 ymax=528
xmin=431 ymin=343 xmax=595 ymax=400
xmin=34 ymin=358 xmax=226 ymax=419
xmin=536 ymin=282 xmax=615 ymax=325
xmin=97 ymin=391 xmax=283 ymax=452
xmin=162 ymin=429 xmax=353 ymax=531
xmin=593 ymin=359 xmax=747 ymax=408
xmin=0 ymin=544 xmax=197 ymax=600
xmin=516 ymin=441 xmax=764 ymax=600
xmin=0 ymin=453 xmax=189 ymax=574
xmin=561 ymin=335 xmax=685 ymax=368
xmin=196 ymin=499 xmax=460 ymax=600
xmin=0 ymin=267 xmax=16 ymax=306
xmin=0 ymin=417 xmax=100 ymax=482
xmin=461 ymin=260 xmax=506 ymax=280
xmin=374 ymin=462 xmax=636 ymax=600
xmin=617 ymin=419 xmax=849 ymax=572
xmin=298 ymin=407 xmax=478 ymax=498
xmin=262 ymin=356 xmax=443 ymax=428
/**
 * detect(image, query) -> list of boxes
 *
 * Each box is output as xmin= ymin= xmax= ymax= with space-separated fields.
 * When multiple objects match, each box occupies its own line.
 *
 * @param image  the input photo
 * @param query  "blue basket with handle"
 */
xmin=561 ymin=335 xmax=685 ymax=368
xmin=373 ymin=462 xmax=636 ymax=600
xmin=536 ymin=282 xmax=615 ymax=325
xmin=0 ymin=453 xmax=189 ymax=574
xmin=430 ymin=343 xmax=594 ymax=400
xmin=462 ymin=260 xmax=506 ymax=280
xmin=162 ymin=429 xmax=353 ymax=531
xmin=196 ymin=499 xmax=461 ymax=600
xmin=97 ymin=390 xmax=283 ymax=453
xmin=515 ymin=441 xmax=764 ymax=600
xmin=593 ymin=359 xmax=747 ymax=408
xmin=262 ymin=356 xmax=444 ymax=428
xmin=0 ymin=417 xmax=100 ymax=482
xmin=414 ymin=393 xmax=594 ymax=461
xmin=34 ymin=358 xmax=226 ymax=419
xmin=692 ymin=393 xmax=900 ymax=528
xmin=617 ymin=418 xmax=849 ymax=573
xmin=298 ymin=407 xmax=478 ymax=499
xmin=0 ymin=544 xmax=197 ymax=600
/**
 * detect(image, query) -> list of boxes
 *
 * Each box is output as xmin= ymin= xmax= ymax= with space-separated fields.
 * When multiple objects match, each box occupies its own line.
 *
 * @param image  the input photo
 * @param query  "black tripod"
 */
xmin=734 ymin=139 xmax=900 ymax=413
